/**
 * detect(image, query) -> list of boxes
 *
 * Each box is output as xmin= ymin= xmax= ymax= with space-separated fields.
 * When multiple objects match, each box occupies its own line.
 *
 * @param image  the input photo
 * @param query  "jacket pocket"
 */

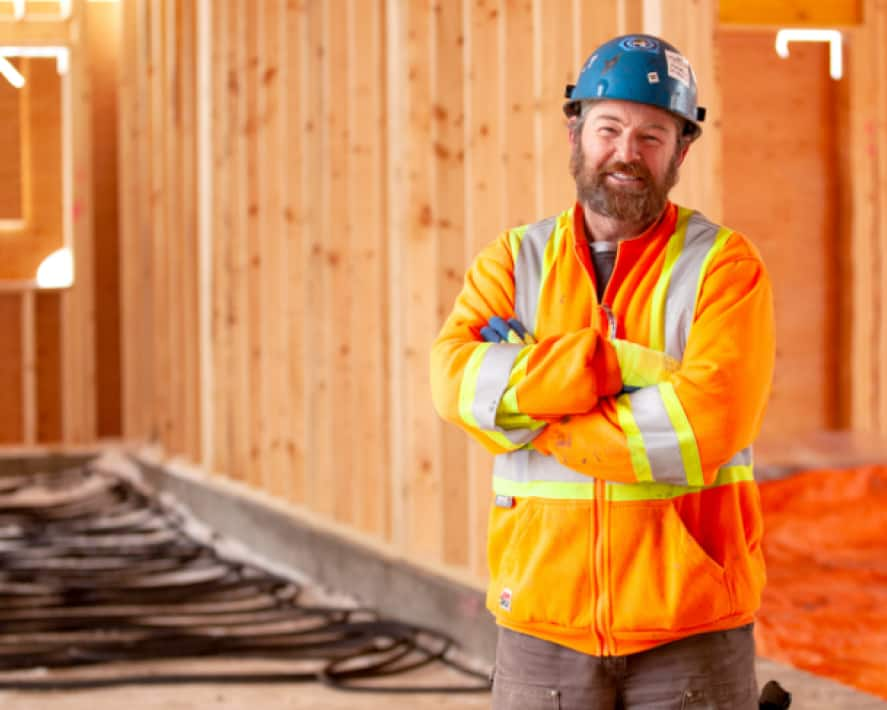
xmin=609 ymin=501 xmax=733 ymax=633
xmin=487 ymin=498 xmax=593 ymax=629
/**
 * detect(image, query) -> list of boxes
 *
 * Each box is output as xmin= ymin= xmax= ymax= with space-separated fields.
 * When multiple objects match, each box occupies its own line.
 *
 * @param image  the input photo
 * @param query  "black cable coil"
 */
xmin=0 ymin=464 xmax=491 ymax=693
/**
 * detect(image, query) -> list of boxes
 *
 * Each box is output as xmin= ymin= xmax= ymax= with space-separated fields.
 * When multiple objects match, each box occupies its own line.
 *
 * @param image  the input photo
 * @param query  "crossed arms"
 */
xmin=430 ymin=233 xmax=775 ymax=486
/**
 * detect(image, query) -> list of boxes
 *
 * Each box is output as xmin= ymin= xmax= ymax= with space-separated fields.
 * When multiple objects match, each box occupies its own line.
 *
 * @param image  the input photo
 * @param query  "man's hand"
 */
xmin=480 ymin=316 xmax=537 ymax=345
xmin=612 ymin=339 xmax=679 ymax=391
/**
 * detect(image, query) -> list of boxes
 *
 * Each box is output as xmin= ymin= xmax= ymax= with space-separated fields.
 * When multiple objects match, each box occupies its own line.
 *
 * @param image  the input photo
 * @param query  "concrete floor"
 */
xmin=0 ymin=657 xmax=884 ymax=709
xmin=3 ymin=451 xmax=885 ymax=709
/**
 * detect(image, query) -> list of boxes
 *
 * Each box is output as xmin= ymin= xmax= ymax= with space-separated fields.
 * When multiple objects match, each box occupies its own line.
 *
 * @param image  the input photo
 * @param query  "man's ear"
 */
xmin=675 ymin=139 xmax=691 ymax=167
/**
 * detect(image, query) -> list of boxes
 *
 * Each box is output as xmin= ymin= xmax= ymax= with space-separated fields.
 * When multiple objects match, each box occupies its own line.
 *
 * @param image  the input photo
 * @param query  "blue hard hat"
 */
xmin=564 ymin=34 xmax=706 ymax=138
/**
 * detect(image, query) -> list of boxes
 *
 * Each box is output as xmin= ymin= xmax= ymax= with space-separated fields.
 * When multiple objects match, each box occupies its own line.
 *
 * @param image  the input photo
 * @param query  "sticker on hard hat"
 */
xmin=621 ymin=36 xmax=659 ymax=52
xmin=647 ymin=71 xmax=660 ymax=84
xmin=664 ymin=49 xmax=691 ymax=87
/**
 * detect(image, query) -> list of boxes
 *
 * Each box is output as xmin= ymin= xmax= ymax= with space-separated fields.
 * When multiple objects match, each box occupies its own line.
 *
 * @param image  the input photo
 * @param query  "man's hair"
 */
xmin=569 ymin=100 xmax=695 ymax=151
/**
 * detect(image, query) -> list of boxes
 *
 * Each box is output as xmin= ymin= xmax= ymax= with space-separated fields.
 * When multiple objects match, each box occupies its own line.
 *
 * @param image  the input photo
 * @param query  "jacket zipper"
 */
xmin=596 ymin=254 xmax=622 ymax=656
xmin=595 ymin=478 xmax=611 ymax=654
xmin=579 ymin=231 xmax=619 ymax=655
xmin=584 ymin=268 xmax=614 ymax=655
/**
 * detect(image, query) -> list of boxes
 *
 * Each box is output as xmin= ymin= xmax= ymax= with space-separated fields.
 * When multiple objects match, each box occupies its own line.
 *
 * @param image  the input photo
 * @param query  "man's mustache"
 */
xmin=597 ymin=161 xmax=652 ymax=182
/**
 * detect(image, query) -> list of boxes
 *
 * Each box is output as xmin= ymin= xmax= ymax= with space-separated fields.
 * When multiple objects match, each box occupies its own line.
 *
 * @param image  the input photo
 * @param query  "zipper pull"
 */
xmin=600 ymin=304 xmax=618 ymax=339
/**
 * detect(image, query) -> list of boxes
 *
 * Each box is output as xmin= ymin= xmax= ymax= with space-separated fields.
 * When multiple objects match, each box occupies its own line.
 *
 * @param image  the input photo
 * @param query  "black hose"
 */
xmin=0 ymin=465 xmax=491 ymax=693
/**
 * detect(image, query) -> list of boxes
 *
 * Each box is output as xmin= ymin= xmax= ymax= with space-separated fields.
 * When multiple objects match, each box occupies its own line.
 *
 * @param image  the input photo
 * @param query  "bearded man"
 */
xmin=431 ymin=34 xmax=775 ymax=709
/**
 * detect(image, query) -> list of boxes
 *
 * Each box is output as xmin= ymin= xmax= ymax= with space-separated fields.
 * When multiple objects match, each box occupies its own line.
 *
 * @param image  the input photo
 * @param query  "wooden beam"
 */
xmin=132 ymin=0 xmax=154 ymax=443
xmin=348 ymin=0 xmax=388 ymax=539
xmin=719 ymin=0 xmax=863 ymax=27
xmin=435 ymin=0 xmax=468 ymax=567
xmin=117 ymin=0 xmax=137 ymax=440
xmin=148 ymin=0 xmax=170 ymax=447
xmin=35 ymin=291 xmax=62 ymax=442
xmin=0 ymin=19 xmax=72 ymax=46
xmin=197 ymin=0 xmax=213 ymax=467
xmin=88 ymin=0 xmax=122 ymax=438
xmin=60 ymin=0 xmax=96 ymax=443
xmin=301 ymin=0 xmax=323 ymax=509
xmin=327 ymin=0 xmax=352 ymax=526
xmin=178 ymin=0 xmax=200 ymax=461
xmin=210 ymin=0 xmax=230 ymax=475
xmin=229 ymin=0 xmax=250 ymax=482
xmin=20 ymin=289 xmax=36 ymax=445
xmin=0 ymin=294 xmax=24 ymax=444
xmin=257 ymin=0 xmax=287 ymax=499
xmin=244 ymin=0 xmax=262 ymax=490
xmin=163 ymin=0 xmax=183 ymax=455
xmin=282 ymin=0 xmax=307 ymax=504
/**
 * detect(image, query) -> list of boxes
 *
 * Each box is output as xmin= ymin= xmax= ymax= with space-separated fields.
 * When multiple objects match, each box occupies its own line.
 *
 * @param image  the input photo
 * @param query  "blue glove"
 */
xmin=480 ymin=316 xmax=536 ymax=344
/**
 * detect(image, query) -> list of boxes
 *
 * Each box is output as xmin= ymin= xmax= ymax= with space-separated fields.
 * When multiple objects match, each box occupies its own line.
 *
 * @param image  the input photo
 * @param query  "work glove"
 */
xmin=611 ymin=339 xmax=679 ymax=391
xmin=480 ymin=316 xmax=536 ymax=344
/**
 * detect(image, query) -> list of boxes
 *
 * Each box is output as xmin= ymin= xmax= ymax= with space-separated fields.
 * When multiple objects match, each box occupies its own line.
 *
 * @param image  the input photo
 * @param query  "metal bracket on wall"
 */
xmin=775 ymin=29 xmax=843 ymax=80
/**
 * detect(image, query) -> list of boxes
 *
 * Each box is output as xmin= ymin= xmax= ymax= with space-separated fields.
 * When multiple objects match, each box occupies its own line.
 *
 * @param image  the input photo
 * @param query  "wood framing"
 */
xmin=108 ymin=0 xmax=887 ymax=592
xmin=719 ymin=0 xmax=863 ymax=27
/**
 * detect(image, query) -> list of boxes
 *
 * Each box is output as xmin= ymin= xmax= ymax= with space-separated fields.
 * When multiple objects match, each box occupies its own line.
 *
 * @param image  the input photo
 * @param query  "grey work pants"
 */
xmin=491 ymin=625 xmax=758 ymax=710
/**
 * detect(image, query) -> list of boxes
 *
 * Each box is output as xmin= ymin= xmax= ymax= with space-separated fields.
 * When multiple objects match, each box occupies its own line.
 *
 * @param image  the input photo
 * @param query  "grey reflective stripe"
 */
xmin=663 ymin=212 xmax=721 ymax=359
xmin=472 ymin=344 xmax=523 ymax=430
xmin=493 ymin=449 xmax=590 ymax=485
xmin=725 ymin=447 xmax=752 ymax=466
xmin=493 ymin=444 xmax=753 ymax=489
xmin=513 ymin=216 xmax=557 ymax=332
xmin=628 ymin=387 xmax=688 ymax=484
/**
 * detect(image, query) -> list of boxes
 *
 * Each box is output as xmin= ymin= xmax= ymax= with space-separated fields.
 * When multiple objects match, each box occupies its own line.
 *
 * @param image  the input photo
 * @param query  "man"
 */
xmin=430 ymin=34 xmax=775 ymax=709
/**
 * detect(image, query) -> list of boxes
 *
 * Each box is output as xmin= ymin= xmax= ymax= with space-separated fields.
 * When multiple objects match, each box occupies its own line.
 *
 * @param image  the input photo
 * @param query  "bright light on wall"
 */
xmin=775 ymin=29 xmax=843 ymax=80
xmin=36 ymin=248 xmax=73 ymax=289
xmin=0 ymin=57 xmax=25 ymax=88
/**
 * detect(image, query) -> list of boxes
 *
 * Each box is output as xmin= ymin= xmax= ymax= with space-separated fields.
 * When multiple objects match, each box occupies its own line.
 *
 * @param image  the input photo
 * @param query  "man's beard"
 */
xmin=571 ymin=143 xmax=680 ymax=226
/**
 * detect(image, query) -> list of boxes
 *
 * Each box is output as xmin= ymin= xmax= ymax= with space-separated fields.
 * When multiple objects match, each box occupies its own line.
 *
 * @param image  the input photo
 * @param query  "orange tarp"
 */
xmin=756 ymin=466 xmax=887 ymax=700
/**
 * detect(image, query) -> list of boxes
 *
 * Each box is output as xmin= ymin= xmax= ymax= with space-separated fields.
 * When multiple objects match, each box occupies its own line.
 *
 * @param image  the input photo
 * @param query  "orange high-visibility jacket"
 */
xmin=430 ymin=202 xmax=774 ymax=656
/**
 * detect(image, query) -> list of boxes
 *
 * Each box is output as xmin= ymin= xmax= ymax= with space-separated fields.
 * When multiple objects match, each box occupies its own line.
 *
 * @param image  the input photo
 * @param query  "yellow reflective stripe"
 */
xmin=657 ymin=382 xmax=704 ymax=486
xmin=495 ymin=411 xmax=547 ymax=430
xmin=536 ymin=219 xmax=565 ymax=333
xmin=458 ymin=345 xmax=489 ymax=428
xmin=495 ymin=465 xmax=754 ymax=503
xmin=693 ymin=226 xmax=732 ymax=313
xmin=493 ymin=476 xmax=596 ymax=500
xmin=615 ymin=393 xmax=654 ymax=482
xmin=649 ymin=208 xmax=693 ymax=351
xmin=605 ymin=463 xmax=754 ymax=502
xmin=507 ymin=224 xmax=529 ymax=264
xmin=458 ymin=344 xmax=522 ymax=450
xmin=714 ymin=464 xmax=754 ymax=485
xmin=497 ymin=348 xmax=546 ymax=430
xmin=506 ymin=347 xmax=531 ymax=387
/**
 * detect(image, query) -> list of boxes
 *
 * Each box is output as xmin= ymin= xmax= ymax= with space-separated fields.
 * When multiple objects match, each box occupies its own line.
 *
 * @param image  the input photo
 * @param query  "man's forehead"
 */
xmin=586 ymin=99 xmax=675 ymax=128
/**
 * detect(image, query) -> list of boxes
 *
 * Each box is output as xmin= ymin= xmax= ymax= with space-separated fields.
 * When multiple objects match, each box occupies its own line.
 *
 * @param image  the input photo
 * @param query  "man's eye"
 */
xmin=599 ymin=126 xmax=618 ymax=135
xmin=642 ymin=135 xmax=661 ymax=143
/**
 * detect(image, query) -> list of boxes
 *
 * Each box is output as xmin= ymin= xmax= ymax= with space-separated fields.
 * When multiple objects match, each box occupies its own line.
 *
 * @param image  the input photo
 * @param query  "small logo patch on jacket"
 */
xmin=499 ymin=587 xmax=513 ymax=611
xmin=495 ymin=495 xmax=514 ymax=508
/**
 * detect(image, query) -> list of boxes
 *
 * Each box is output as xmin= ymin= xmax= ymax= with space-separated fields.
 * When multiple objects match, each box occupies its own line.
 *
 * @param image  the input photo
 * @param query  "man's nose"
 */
xmin=613 ymin=134 xmax=641 ymax=163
